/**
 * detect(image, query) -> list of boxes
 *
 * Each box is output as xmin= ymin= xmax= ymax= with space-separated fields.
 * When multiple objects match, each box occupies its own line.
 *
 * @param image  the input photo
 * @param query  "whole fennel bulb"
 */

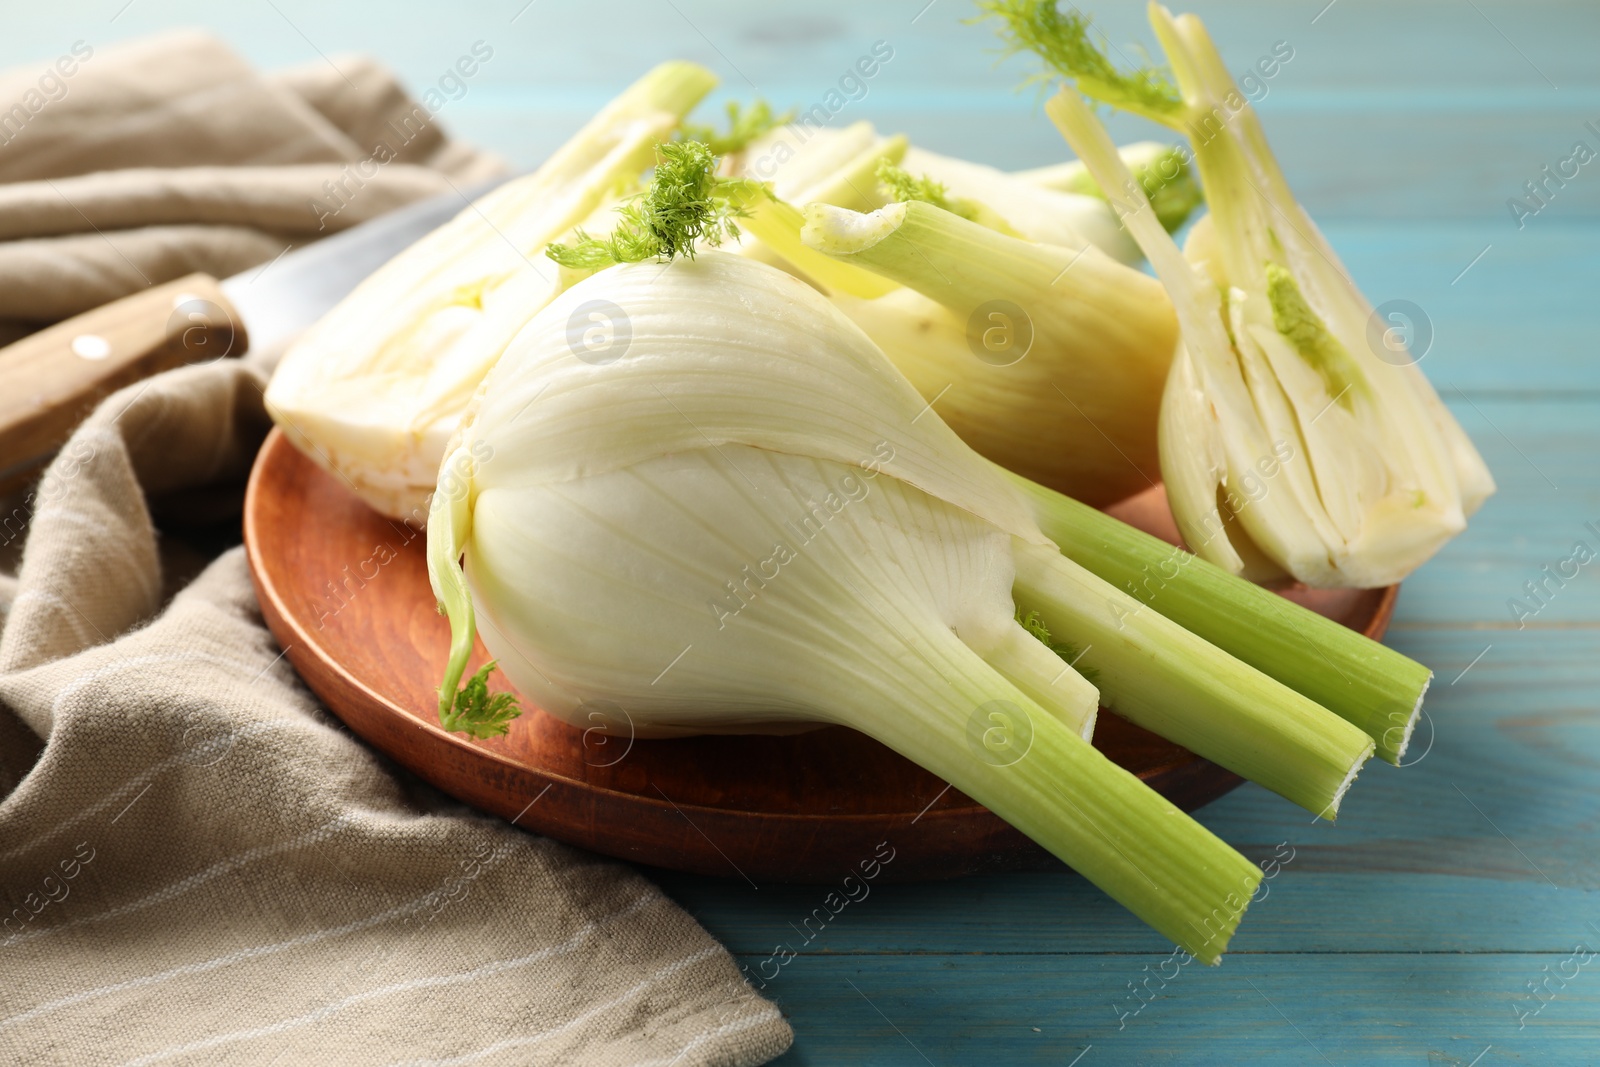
xmin=426 ymin=249 xmax=1387 ymax=961
xmin=431 ymin=251 xmax=1095 ymax=741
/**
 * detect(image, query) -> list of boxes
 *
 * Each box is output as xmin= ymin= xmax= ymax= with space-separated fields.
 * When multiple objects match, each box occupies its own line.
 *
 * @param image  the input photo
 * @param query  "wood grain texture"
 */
xmin=9 ymin=1 xmax=1594 ymax=220
xmin=0 ymin=273 xmax=242 ymax=490
xmin=243 ymin=429 xmax=1394 ymax=883
xmin=7 ymin=2 xmax=1593 ymax=1062
xmin=714 ymin=954 xmax=1600 ymax=1066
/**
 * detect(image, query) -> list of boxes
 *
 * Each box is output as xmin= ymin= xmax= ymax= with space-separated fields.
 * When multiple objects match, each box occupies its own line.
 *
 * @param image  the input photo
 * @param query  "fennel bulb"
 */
xmin=264 ymin=61 xmax=717 ymax=521
xmin=425 ymin=242 xmax=1391 ymax=958
xmin=714 ymin=116 xmax=1194 ymax=508
xmin=982 ymin=1 xmax=1494 ymax=587
xmin=428 ymin=248 xmax=1223 ymax=955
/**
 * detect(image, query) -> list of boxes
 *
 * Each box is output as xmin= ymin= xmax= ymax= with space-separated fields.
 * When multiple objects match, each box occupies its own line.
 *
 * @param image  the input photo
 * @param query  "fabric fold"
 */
xmin=0 ymin=29 xmax=507 ymax=331
xmin=0 ymin=165 xmax=460 ymax=241
xmin=0 ymin=357 xmax=792 ymax=1066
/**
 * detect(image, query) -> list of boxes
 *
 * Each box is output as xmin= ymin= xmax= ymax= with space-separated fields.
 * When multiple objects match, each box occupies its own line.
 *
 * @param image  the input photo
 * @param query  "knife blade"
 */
xmin=220 ymin=174 xmax=512 ymax=361
xmin=0 ymin=174 xmax=513 ymax=492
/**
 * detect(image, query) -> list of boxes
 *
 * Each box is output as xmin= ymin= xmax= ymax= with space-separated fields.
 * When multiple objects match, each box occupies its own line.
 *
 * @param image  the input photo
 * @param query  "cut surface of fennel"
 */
xmin=999 ymin=2 xmax=1494 ymax=586
xmin=264 ymin=60 xmax=716 ymax=521
xmin=428 ymin=249 xmax=1275 ymax=961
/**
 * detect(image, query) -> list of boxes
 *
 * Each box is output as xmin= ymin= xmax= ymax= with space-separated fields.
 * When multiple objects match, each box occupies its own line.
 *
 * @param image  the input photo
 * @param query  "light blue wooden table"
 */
xmin=12 ymin=1 xmax=1598 ymax=1062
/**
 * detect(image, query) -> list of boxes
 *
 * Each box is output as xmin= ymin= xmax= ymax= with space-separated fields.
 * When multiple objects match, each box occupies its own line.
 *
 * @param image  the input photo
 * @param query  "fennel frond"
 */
xmin=545 ymin=141 xmax=755 ymax=269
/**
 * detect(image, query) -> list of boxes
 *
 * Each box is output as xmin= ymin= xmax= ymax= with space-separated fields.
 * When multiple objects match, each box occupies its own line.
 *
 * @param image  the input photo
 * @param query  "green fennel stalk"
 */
xmin=1005 ymin=471 xmax=1432 ymax=764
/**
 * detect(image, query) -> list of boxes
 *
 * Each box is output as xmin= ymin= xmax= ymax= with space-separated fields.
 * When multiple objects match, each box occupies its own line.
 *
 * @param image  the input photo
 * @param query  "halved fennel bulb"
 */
xmin=264 ymin=61 xmax=716 ymax=520
xmin=988 ymin=1 xmax=1495 ymax=586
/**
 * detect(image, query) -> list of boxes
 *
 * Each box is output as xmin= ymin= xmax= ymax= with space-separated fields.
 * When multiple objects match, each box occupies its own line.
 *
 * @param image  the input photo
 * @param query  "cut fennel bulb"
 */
xmin=424 ymin=247 xmax=1389 ymax=956
xmin=801 ymin=200 xmax=1177 ymax=507
xmin=264 ymin=61 xmax=716 ymax=521
xmin=983 ymin=1 xmax=1494 ymax=587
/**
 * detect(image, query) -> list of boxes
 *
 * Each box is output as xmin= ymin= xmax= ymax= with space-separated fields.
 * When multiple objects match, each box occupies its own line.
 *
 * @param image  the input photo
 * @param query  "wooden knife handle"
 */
xmin=0 ymin=273 xmax=247 ymax=489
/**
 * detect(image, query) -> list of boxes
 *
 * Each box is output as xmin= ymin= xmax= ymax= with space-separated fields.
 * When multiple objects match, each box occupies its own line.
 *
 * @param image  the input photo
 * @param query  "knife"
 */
xmin=0 ymin=174 xmax=512 ymax=493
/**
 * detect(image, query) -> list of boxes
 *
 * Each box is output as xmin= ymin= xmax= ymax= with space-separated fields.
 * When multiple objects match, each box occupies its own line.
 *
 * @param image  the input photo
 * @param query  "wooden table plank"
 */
xmin=7 ymin=2 xmax=1600 ymax=218
xmin=659 ymin=867 xmax=1600 ymax=957
xmin=1379 ymin=399 xmax=1600 ymax=624
xmin=731 ymin=953 xmax=1599 ymax=1065
xmin=1310 ymin=224 xmax=1598 ymax=392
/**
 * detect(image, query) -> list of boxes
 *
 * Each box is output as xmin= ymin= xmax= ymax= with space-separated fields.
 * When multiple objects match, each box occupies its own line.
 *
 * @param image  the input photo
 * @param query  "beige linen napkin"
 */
xmin=0 ymin=30 xmax=506 ymax=333
xmin=0 ymin=353 xmax=793 ymax=1065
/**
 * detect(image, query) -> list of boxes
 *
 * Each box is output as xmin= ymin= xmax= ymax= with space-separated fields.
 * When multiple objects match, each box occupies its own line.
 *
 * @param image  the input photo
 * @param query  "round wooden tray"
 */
xmin=243 ymin=428 xmax=1397 ymax=882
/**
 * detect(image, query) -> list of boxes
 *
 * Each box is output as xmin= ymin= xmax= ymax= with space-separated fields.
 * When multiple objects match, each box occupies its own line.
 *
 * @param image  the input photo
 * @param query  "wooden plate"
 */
xmin=244 ymin=428 xmax=1398 ymax=882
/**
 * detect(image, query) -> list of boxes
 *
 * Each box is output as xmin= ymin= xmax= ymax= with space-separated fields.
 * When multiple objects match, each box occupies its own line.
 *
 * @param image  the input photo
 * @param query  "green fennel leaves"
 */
xmin=546 ymin=141 xmax=756 ymax=269
xmin=439 ymin=661 xmax=521 ymax=739
xmin=680 ymin=99 xmax=796 ymax=156
xmin=973 ymin=0 xmax=1185 ymax=124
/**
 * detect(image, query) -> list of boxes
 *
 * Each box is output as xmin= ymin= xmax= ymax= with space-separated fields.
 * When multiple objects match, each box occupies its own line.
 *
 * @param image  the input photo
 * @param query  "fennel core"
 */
xmin=1264 ymin=263 xmax=1367 ymax=411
